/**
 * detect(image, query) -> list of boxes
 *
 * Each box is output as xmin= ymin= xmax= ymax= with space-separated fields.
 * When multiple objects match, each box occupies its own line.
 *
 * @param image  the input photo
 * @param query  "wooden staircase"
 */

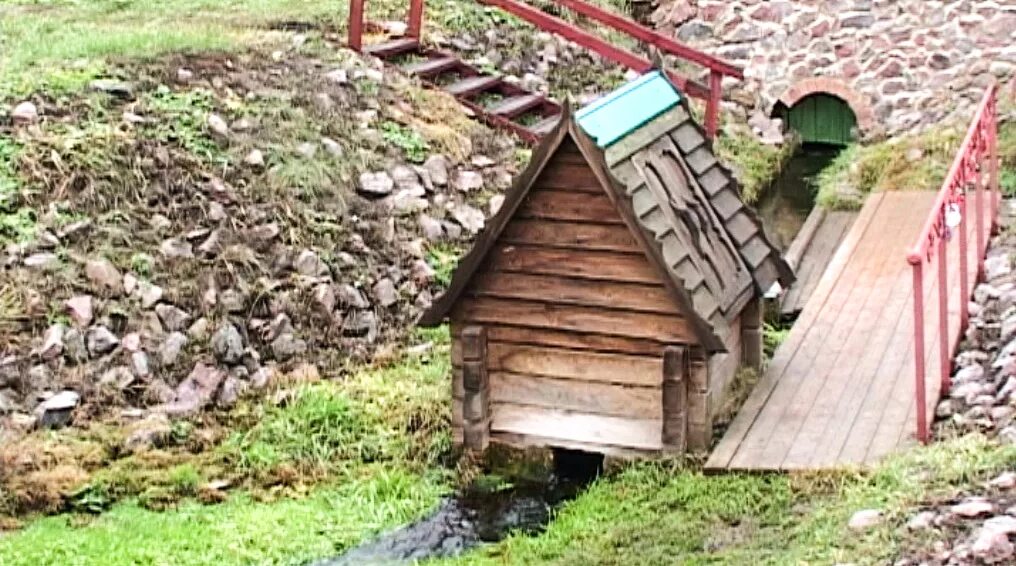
xmin=364 ymin=37 xmax=562 ymax=144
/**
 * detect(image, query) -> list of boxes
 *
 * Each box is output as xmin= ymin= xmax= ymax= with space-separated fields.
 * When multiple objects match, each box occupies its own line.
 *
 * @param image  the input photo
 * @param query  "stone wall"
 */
xmin=651 ymin=0 xmax=1016 ymax=140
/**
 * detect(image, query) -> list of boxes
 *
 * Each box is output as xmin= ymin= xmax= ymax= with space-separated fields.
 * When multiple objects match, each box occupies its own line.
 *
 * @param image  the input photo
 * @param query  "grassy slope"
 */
xmin=448 ymin=437 xmax=1016 ymax=565
xmin=0 ymin=468 xmax=445 ymax=566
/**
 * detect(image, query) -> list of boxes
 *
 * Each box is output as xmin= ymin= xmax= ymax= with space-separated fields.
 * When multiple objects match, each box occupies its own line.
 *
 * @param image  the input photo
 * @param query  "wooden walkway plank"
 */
xmin=737 ymin=194 xmax=896 ymax=469
xmin=706 ymin=193 xmax=886 ymax=470
xmin=706 ymin=191 xmax=971 ymax=472
xmin=780 ymin=203 xmax=920 ymax=469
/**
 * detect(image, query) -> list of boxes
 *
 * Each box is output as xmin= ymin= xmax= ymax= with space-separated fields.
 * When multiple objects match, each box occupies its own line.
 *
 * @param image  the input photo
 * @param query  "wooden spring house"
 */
xmin=420 ymin=72 xmax=794 ymax=456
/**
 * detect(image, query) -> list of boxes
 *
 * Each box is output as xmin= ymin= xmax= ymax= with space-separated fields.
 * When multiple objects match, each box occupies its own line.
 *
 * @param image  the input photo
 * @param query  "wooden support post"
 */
xmin=348 ymin=0 xmax=365 ymax=52
xmin=407 ymin=0 xmax=424 ymax=39
xmin=704 ymin=70 xmax=722 ymax=140
xmin=685 ymin=348 xmax=711 ymax=452
xmin=741 ymin=298 xmax=763 ymax=372
xmin=461 ymin=326 xmax=490 ymax=451
xmin=662 ymin=346 xmax=688 ymax=453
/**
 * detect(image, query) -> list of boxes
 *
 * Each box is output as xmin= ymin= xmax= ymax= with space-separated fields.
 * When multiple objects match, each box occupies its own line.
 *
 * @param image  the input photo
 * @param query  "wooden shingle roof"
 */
xmin=421 ymin=93 xmax=793 ymax=353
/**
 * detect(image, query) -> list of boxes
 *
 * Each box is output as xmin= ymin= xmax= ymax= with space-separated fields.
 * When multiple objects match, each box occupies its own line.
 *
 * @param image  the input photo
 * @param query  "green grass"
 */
xmin=0 ymin=466 xmax=446 ymax=566
xmin=380 ymin=121 xmax=431 ymax=164
xmin=443 ymin=436 xmax=1016 ymax=565
xmin=716 ymin=132 xmax=798 ymax=204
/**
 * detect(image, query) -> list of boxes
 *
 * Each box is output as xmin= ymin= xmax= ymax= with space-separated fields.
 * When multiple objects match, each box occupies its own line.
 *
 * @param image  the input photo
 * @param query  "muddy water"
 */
xmin=755 ymin=144 xmax=840 ymax=250
xmin=314 ymin=450 xmax=602 ymax=565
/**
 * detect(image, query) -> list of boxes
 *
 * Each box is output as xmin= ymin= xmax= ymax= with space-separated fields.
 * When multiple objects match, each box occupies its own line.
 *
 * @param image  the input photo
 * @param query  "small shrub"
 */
xmin=381 ymin=121 xmax=429 ymax=163
xmin=425 ymin=243 xmax=461 ymax=288
xmin=167 ymin=464 xmax=201 ymax=496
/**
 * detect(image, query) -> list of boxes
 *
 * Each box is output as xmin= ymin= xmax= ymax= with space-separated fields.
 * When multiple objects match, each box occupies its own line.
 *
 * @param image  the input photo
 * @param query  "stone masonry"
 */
xmin=650 ymin=0 xmax=1016 ymax=140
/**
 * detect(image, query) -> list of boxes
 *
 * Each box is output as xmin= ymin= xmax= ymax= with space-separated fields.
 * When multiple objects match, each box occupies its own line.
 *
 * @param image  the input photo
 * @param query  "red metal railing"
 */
xmin=907 ymin=83 xmax=1001 ymax=443
xmin=478 ymin=0 xmax=740 ymax=138
xmin=347 ymin=0 xmax=742 ymax=139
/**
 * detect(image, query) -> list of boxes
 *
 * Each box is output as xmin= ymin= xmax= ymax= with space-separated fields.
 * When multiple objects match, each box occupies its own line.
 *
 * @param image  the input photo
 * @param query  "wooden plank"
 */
xmin=535 ymin=160 xmax=603 ymax=191
xmin=491 ymin=403 xmax=663 ymax=450
xmin=518 ymin=189 xmax=622 ymax=224
xmin=492 ymin=431 xmax=655 ymax=459
xmin=662 ymin=346 xmax=688 ymax=451
xmin=484 ymin=244 xmax=662 ymax=284
xmin=486 ymin=342 xmax=662 ymax=386
xmin=827 ymin=194 xmax=942 ymax=465
xmin=455 ymin=324 xmax=668 ymax=357
xmin=453 ymin=370 xmax=660 ymax=417
xmin=705 ymin=193 xmax=886 ymax=470
xmin=500 ymin=219 xmax=641 ymax=252
xmin=444 ymin=75 xmax=501 ymax=96
xmin=468 ymin=272 xmax=681 ymax=315
xmin=780 ymin=195 xmax=931 ymax=469
xmin=489 ymin=93 xmax=544 ymax=117
xmin=452 ymin=297 xmax=693 ymax=343
xmin=734 ymin=193 xmax=894 ymax=469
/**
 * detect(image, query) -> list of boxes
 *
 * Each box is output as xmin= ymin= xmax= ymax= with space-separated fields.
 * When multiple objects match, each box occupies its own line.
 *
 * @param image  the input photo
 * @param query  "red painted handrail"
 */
xmin=348 ymin=0 xmax=741 ymax=139
xmin=550 ymin=0 xmax=743 ymax=79
xmin=478 ymin=0 xmax=709 ymax=99
xmin=907 ymin=82 xmax=1000 ymax=443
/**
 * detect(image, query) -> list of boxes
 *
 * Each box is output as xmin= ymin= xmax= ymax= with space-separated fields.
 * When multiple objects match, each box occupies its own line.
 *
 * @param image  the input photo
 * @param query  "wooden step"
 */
xmin=488 ymin=93 xmax=545 ymax=118
xmin=402 ymin=56 xmax=458 ymax=77
xmin=529 ymin=114 xmax=562 ymax=137
xmin=445 ymin=75 xmax=502 ymax=97
xmin=363 ymin=37 xmax=420 ymax=58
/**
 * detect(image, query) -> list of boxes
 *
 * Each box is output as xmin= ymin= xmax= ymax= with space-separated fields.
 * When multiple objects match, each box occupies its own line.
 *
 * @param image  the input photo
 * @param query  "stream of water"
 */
xmin=314 ymin=450 xmax=602 ymax=565
xmin=755 ymin=144 xmax=841 ymax=250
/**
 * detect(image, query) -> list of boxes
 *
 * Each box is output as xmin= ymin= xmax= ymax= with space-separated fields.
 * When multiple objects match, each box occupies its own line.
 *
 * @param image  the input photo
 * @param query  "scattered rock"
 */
xmin=454 ymin=170 xmax=484 ymax=192
xmin=63 ymin=328 xmax=88 ymax=363
xmin=372 ymin=278 xmax=399 ymax=307
xmin=65 ymin=295 xmax=94 ymax=327
xmin=86 ymin=326 xmax=120 ymax=356
xmin=211 ymin=324 xmax=244 ymax=365
xmin=207 ymin=114 xmax=230 ymax=137
xmin=23 ymin=253 xmax=60 ymax=270
xmin=11 ymin=101 xmax=39 ymax=125
xmin=159 ymin=332 xmax=189 ymax=366
xmin=271 ymin=333 xmax=307 ymax=361
xmin=359 ymin=171 xmax=395 ymax=197
xmin=84 ymin=257 xmax=123 ymax=296
xmin=89 ymin=79 xmax=134 ymax=99
xmin=123 ymin=413 xmax=172 ymax=453
xmin=131 ymin=351 xmax=151 ymax=378
xmin=139 ymin=282 xmax=165 ymax=309
xmin=35 ymin=391 xmax=80 ymax=429
xmin=951 ymin=499 xmax=996 ymax=518
xmin=423 ymin=155 xmax=450 ymax=186
xmin=36 ymin=324 xmax=65 ymax=361
xmin=451 ymin=203 xmax=485 ymax=234
xmin=848 ymin=509 xmax=882 ymax=531
xmin=157 ymin=363 xmax=225 ymax=416
xmin=338 ymin=284 xmax=370 ymax=309
xmin=907 ymin=510 xmax=936 ymax=530
xmin=155 ymin=304 xmax=192 ymax=332
xmin=160 ymin=237 xmax=194 ymax=259
xmin=244 ymin=149 xmax=265 ymax=167
xmin=294 ymin=249 xmax=328 ymax=277
xmin=99 ymin=366 xmax=135 ymax=390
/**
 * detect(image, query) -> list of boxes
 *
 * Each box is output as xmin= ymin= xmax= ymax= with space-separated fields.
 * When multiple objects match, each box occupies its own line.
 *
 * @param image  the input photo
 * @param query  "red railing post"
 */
xmin=408 ymin=0 xmax=424 ymax=38
xmin=976 ymin=170 xmax=986 ymax=280
xmin=912 ymin=261 xmax=928 ymax=444
xmin=958 ymin=194 xmax=970 ymax=342
xmin=705 ymin=70 xmax=722 ymax=140
xmin=989 ymin=96 xmax=1001 ymax=221
xmin=349 ymin=0 xmax=365 ymax=51
xmin=937 ymin=235 xmax=950 ymax=393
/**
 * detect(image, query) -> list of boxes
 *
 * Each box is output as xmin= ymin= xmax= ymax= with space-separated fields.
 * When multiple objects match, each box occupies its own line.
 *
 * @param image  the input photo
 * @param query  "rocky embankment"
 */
xmin=889 ymin=200 xmax=1016 ymax=564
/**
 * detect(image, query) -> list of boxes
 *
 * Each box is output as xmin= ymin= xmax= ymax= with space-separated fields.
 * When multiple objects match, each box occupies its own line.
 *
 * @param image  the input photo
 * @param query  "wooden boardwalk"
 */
xmin=707 ymin=191 xmax=981 ymax=471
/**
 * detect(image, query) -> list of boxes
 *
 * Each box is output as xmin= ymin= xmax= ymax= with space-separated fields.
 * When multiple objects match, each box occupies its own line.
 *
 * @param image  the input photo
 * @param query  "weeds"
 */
xmin=716 ymin=131 xmax=798 ymax=204
xmin=141 ymin=86 xmax=227 ymax=165
xmin=426 ymin=243 xmax=463 ymax=287
xmin=380 ymin=121 xmax=430 ymax=164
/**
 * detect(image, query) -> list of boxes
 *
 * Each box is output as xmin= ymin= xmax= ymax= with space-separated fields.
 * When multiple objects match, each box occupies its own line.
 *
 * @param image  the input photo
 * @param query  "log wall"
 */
xmin=449 ymin=143 xmax=703 ymax=454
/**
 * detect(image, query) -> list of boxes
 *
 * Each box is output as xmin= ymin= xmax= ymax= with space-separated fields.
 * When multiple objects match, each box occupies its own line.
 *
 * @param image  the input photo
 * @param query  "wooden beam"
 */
xmin=662 ymin=345 xmax=688 ymax=452
xmin=461 ymin=326 xmax=490 ymax=450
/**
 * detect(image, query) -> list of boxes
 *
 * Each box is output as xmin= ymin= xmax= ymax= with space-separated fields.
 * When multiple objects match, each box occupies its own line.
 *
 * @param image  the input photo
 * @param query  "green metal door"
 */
xmin=786 ymin=93 xmax=856 ymax=146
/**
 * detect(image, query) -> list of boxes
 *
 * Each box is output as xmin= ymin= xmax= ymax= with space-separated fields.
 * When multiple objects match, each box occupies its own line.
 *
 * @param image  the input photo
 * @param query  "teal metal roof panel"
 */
xmin=575 ymin=71 xmax=682 ymax=148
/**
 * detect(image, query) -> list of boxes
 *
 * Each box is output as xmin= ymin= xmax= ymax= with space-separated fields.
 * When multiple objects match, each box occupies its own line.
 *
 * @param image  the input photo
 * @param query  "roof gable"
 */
xmin=420 ymin=111 xmax=728 ymax=352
